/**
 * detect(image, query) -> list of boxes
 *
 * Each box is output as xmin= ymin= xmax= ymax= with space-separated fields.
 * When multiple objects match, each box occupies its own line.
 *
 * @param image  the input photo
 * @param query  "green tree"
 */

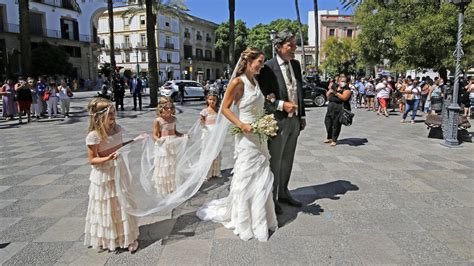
xmin=353 ymin=0 xmax=473 ymax=78
xmin=320 ymin=37 xmax=360 ymax=77
xmin=30 ymin=41 xmax=73 ymax=77
xmin=215 ymin=20 xmax=248 ymax=61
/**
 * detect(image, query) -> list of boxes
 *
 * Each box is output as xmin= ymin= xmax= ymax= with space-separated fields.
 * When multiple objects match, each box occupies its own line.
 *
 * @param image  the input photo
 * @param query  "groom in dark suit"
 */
xmin=257 ymin=30 xmax=306 ymax=215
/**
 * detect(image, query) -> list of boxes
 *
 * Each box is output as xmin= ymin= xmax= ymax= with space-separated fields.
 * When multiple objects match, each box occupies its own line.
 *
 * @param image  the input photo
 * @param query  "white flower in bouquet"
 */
xmin=230 ymin=114 xmax=278 ymax=143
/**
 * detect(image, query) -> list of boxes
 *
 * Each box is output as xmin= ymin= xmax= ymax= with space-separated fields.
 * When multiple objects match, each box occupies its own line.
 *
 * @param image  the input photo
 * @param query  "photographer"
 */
xmin=324 ymin=74 xmax=352 ymax=147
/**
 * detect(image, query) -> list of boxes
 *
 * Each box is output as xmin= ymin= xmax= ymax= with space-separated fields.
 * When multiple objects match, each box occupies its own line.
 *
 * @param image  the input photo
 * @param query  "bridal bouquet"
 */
xmin=230 ymin=114 xmax=279 ymax=143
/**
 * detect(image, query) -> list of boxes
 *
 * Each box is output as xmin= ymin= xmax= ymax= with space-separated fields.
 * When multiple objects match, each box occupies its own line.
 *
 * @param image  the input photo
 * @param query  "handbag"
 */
xmin=339 ymin=107 xmax=355 ymax=126
xmin=67 ymin=90 xmax=73 ymax=97
xmin=405 ymin=93 xmax=414 ymax=101
xmin=43 ymin=90 xmax=51 ymax=101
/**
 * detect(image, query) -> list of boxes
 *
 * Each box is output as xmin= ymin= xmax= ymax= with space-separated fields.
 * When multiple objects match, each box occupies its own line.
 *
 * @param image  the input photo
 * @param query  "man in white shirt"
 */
xmin=257 ymin=30 xmax=306 ymax=215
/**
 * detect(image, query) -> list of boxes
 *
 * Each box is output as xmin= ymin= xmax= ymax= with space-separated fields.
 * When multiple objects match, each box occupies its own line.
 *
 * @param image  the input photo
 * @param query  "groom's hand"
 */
xmin=283 ymin=102 xmax=297 ymax=113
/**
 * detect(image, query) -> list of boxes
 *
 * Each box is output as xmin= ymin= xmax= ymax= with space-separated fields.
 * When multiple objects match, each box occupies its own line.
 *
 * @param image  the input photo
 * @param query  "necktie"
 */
xmin=284 ymin=62 xmax=293 ymax=84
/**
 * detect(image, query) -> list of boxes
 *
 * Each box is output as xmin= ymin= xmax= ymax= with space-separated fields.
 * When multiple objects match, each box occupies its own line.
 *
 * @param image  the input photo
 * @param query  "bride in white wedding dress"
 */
xmin=196 ymin=48 xmax=278 ymax=241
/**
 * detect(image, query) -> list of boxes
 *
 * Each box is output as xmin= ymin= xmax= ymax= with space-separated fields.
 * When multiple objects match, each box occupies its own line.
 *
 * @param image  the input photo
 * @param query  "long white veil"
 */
xmin=113 ymin=59 xmax=241 ymax=217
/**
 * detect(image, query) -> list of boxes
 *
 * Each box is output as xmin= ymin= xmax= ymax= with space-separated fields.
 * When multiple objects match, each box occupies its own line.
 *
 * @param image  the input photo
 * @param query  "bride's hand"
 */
xmin=239 ymin=123 xmax=253 ymax=134
xmin=266 ymin=93 xmax=276 ymax=103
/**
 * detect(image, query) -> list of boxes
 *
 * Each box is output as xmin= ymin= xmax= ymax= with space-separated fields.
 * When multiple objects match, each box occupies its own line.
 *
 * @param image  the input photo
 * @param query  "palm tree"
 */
xmin=228 ymin=0 xmax=235 ymax=67
xmin=107 ymin=0 xmax=116 ymax=70
xmin=313 ymin=0 xmax=319 ymax=69
xmin=295 ymin=0 xmax=306 ymax=72
xmin=18 ymin=0 xmax=31 ymax=75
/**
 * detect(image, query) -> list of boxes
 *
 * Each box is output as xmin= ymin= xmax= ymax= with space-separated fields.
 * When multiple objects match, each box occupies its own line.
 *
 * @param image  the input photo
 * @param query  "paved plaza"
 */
xmin=0 ymin=92 xmax=473 ymax=265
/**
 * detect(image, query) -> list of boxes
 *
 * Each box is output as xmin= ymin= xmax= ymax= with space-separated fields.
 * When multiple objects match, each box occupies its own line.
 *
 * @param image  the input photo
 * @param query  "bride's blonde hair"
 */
xmin=235 ymin=48 xmax=264 ymax=77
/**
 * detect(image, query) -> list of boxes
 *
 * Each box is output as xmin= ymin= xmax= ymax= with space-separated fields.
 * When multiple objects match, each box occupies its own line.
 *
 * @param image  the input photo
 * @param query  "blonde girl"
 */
xmin=152 ymin=97 xmax=184 ymax=195
xmin=84 ymin=97 xmax=139 ymax=253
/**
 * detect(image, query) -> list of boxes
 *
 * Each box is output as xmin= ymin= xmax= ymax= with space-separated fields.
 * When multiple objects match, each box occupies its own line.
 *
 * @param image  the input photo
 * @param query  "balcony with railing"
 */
xmin=0 ymin=23 xmax=99 ymax=44
xmin=164 ymin=42 xmax=174 ymax=49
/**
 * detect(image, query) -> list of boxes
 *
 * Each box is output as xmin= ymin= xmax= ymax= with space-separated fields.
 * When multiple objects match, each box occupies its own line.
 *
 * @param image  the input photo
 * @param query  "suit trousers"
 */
xmin=133 ymin=91 xmax=142 ymax=110
xmin=268 ymin=115 xmax=300 ymax=203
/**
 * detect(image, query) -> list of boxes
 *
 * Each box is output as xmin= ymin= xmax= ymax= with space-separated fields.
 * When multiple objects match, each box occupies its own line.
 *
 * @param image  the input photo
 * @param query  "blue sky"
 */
xmin=185 ymin=0 xmax=354 ymax=27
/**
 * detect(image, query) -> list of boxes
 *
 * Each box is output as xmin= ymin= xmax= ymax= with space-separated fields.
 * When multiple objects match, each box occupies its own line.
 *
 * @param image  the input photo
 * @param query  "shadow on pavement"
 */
xmin=337 ymin=138 xmax=368 ymax=146
xmin=277 ymin=180 xmax=359 ymax=228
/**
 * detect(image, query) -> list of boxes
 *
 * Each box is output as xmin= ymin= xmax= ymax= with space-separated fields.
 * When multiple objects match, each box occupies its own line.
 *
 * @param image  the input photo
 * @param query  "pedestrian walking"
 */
xmin=1 ymin=78 xmax=18 ymax=120
xmin=401 ymin=79 xmax=421 ymax=124
xmin=130 ymin=75 xmax=142 ymax=111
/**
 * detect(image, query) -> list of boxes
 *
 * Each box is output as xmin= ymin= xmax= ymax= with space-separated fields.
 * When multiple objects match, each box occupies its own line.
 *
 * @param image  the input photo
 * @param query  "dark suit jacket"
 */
xmin=257 ymin=57 xmax=306 ymax=121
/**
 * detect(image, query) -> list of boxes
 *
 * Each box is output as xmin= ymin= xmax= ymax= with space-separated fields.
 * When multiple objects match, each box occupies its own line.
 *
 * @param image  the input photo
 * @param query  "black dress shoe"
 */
xmin=278 ymin=197 xmax=302 ymax=207
xmin=274 ymin=203 xmax=283 ymax=215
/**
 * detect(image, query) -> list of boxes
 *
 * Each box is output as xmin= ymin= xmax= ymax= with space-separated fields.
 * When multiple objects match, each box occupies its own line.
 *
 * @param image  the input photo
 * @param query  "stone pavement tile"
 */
xmin=0 ymin=217 xmax=58 ymax=242
xmin=0 ymin=242 xmax=29 ymax=265
xmin=432 ymin=161 xmax=471 ymax=170
xmin=308 ymin=155 xmax=342 ymax=163
xmin=51 ymin=174 xmax=90 ymax=186
xmin=401 ymin=208 xmax=463 ymax=231
xmin=350 ymin=193 xmax=398 ymax=210
xmin=367 ymin=209 xmax=424 ymax=233
xmin=321 ymin=162 xmax=355 ymax=171
xmin=104 ymin=240 xmax=165 ymax=265
xmin=445 ymin=242 xmax=474 ymax=262
xmin=55 ymin=241 xmax=113 ymax=266
xmin=138 ymin=217 xmax=176 ymax=242
xmin=429 ymin=230 xmax=473 ymax=244
xmin=3 ymin=241 xmax=74 ymax=265
xmin=210 ymin=239 xmax=271 ymax=265
xmin=0 ymin=185 xmax=10 ymax=193
xmin=447 ymin=207 xmax=474 ymax=230
xmin=0 ymin=175 xmax=34 ymax=186
xmin=418 ymin=154 xmax=451 ymax=161
xmin=0 ymin=199 xmax=17 ymax=210
xmin=58 ymin=151 xmax=87 ymax=159
xmin=213 ymin=226 xmax=239 ymax=240
xmin=317 ymin=197 xmax=365 ymax=211
xmin=63 ymin=158 xmax=89 ymax=166
xmin=360 ymin=179 xmax=408 ymax=193
xmin=347 ymin=232 xmax=412 ymax=264
xmin=159 ymin=239 xmax=211 ymax=265
xmin=335 ymin=155 xmax=364 ymax=163
xmin=35 ymin=217 xmax=85 ymax=242
xmin=18 ymin=174 xmax=62 ymax=186
xmin=41 ymin=157 xmax=74 ymax=166
xmin=387 ymin=192 xmax=432 ymax=209
xmin=43 ymin=165 xmax=82 ymax=175
xmin=15 ymin=165 xmax=52 ymax=175
xmin=11 ymin=151 xmax=45 ymax=159
xmin=446 ymin=192 xmax=474 ymax=207
xmin=0 ymin=217 xmax=22 ymax=234
xmin=392 ymin=179 xmax=438 ymax=193
xmin=0 ymin=199 xmax=48 ymax=217
xmin=301 ymin=235 xmax=363 ymax=264
xmin=50 ymin=146 xmax=83 ymax=152
xmin=415 ymin=176 xmax=468 ymax=192
xmin=274 ymin=213 xmax=339 ymax=238
xmin=58 ymin=185 xmax=89 ymax=199
xmin=449 ymin=178 xmax=474 ymax=192
xmin=69 ymin=165 xmax=93 ymax=175
xmin=65 ymin=198 xmax=88 ymax=218
xmin=0 ymin=185 xmax=39 ymax=199
xmin=330 ymin=210 xmax=382 ymax=234
xmin=31 ymin=198 xmax=83 ymax=217
xmin=387 ymin=231 xmax=464 ymax=264
xmin=371 ymin=161 xmax=424 ymax=171
xmin=11 ymin=157 xmax=50 ymax=167
xmin=24 ymin=185 xmax=72 ymax=199
xmin=453 ymin=160 xmax=474 ymax=169
xmin=414 ymin=192 xmax=465 ymax=208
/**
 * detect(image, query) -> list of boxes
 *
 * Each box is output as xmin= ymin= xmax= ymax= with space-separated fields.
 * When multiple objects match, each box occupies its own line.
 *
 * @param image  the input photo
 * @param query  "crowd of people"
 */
xmin=348 ymin=75 xmax=474 ymax=123
xmin=1 ymin=76 xmax=74 ymax=123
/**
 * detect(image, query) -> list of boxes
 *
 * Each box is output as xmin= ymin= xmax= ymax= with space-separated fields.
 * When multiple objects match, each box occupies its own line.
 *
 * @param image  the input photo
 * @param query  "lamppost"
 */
xmin=270 ymin=30 xmax=276 ymax=58
xmin=442 ymin=0 xmax=471 ymax=148
xmin=134 ymin=47 xmax=140 ymax=75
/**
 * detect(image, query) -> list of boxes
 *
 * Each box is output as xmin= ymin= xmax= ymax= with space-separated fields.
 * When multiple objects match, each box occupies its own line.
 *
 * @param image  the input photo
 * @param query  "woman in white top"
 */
xmin=58 ymin=79 xmax=73 ymax=118
xmin=46 ymin=79 xmax=59 ymax=118
xmin=401 ymin=79 xmax=421 ymax=124
xmin=376 ymin=79 xmax=391 ymax=117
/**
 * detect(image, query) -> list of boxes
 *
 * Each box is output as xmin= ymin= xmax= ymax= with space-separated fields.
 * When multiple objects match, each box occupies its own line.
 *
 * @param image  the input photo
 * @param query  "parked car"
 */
xmin=303 ymin=82 xmax=327 ymax=107
xmin=159 ymin=80 xmax=205 ymax=101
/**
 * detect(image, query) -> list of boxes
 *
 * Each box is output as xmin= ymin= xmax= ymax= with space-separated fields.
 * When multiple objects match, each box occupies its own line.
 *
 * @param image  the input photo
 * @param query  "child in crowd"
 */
xmin=152 ymin=97 xmax=184 ymax=195
xmin=200 ymin=91 xmax=222 ymax=180
xmin=84 ymin=97 xmax=139 ymax=253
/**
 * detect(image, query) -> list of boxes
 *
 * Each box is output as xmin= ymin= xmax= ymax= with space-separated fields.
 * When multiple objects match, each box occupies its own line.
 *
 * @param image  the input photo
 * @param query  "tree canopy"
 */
xmin=353 ymin=0 xmax=473 ymax=75
xmin=215 ymin=19 xmax=308 ymax=61
xmin=320 ymin=37 xmax=362 ymax=77
xmin=31 ymin=41 xmax=73 ymax=77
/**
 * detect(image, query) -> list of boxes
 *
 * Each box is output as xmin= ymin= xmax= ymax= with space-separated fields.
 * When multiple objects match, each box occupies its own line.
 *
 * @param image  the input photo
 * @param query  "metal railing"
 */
xmin=0 ymin=23 xmax=98 ymax=44
xmin=164 ymin=43 xmax=174 ymax=49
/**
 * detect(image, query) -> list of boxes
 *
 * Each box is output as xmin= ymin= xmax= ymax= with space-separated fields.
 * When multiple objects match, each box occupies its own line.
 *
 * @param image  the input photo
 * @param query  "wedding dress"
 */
xmin=196 ymin=75 xmax=278 ymax=242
